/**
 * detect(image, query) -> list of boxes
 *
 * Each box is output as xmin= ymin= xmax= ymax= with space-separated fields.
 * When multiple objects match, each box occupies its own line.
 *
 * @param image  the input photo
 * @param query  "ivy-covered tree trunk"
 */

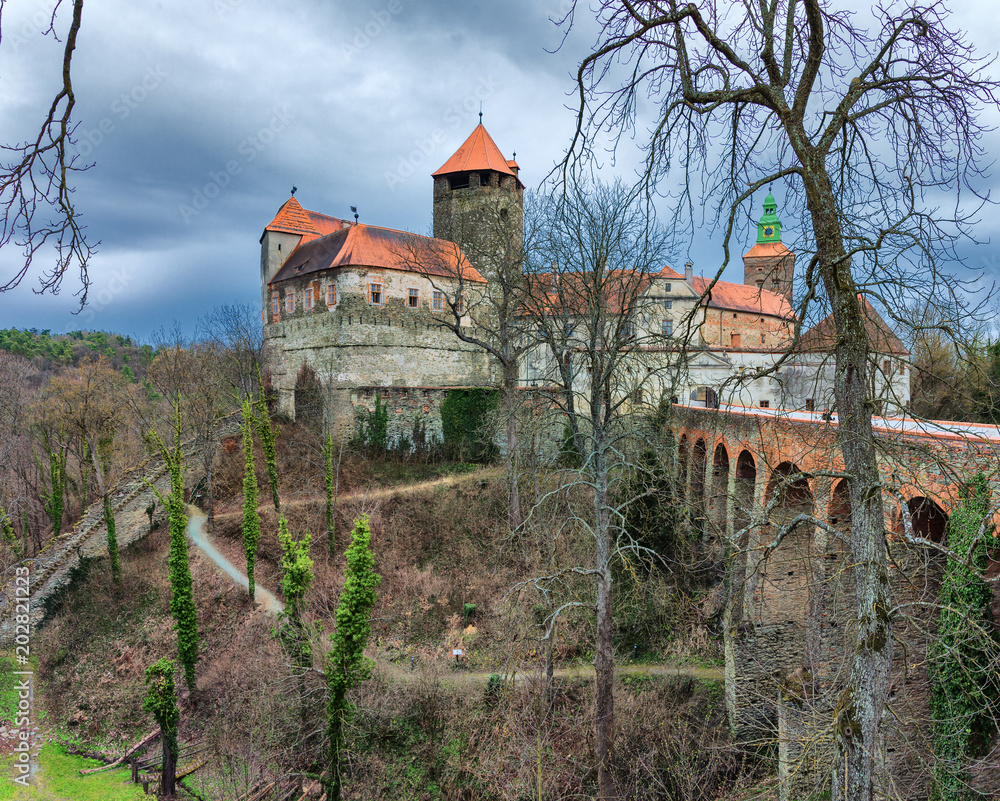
xmin=255 ymin=390 xmax=281 ymax=514
xmin=40 ymin=445 xmax=67 ymax=537
xmin=103 ymin=493 xmax=121 ymax=584
xmin=142 ymin=658 xmax=179 ymax=798
xmin=241 ymin=400 xmax=261 ymax=598
xmin=326 ymin=514 xmax=381 ymax=801
xmin=147 ymin=404 xmax=199 ymax=696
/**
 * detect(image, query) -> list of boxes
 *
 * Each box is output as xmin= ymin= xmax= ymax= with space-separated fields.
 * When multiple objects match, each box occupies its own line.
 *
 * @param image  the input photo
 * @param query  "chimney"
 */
xmin=684 ymin=261 xmax=694 ymax=285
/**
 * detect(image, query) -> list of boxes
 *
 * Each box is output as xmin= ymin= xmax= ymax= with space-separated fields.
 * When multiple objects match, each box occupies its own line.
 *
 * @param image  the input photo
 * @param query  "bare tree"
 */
xmin=197 ymin=303 xmax=265 ymax=404
xmin=0 ymin=0 xmax=94 ymax=303
xmin=397 ymin=205 xmax=533 ymax=530
xmin=516 ymin=179 xmax=676 ymax=799
xmin=562 ymin=3 xmax=998 ymax=798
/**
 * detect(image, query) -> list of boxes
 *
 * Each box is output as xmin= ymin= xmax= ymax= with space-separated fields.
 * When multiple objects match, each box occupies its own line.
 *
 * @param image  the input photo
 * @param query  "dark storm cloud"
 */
xmin=1 ymin=0 xmax=998 ymax=340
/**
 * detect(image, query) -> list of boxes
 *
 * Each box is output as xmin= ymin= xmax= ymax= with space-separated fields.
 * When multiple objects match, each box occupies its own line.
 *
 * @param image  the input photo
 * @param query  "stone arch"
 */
xmin=692 ymin=437 xmax=708 ymax=521
xmin=293 ymin=363 xmax=323 ymax=428
xmin=820 ymin=478 xmax=855 ymax=646
xmin=709 ymin=441 xmax=731 ymax=536
xmin=907 ymin=496 xmax=948 ymax=543
xmin=677 ymin=433 xmax=690 ymax=503
xmin=731 ymin=449 xmax=757 ymax=625
xmin=757 ymin=462 xmax=816 ymax=635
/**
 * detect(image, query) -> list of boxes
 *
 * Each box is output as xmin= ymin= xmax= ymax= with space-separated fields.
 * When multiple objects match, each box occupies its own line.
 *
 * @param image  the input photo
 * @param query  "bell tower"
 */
xmin=432 ymin=121 xmax=523 ymax=279
xmin=743 ymin=191 xmax=795 ymax=303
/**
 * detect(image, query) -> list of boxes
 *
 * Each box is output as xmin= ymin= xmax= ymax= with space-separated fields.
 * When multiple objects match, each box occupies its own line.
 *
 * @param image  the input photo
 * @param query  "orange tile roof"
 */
xmin=796 ymin=296 xmax=909 ymax=356
xmin=270 ymin=223 xmax=485 ymax=285
xmin=691 ymin=276 xmax=795 ymax=319
xmin=433 ymin=124 xmax=520 ymax=182
xmin=264 ymin=197 xmax=351 ymax=243
xmin=743 ymin=241 xmax=794 ymax=260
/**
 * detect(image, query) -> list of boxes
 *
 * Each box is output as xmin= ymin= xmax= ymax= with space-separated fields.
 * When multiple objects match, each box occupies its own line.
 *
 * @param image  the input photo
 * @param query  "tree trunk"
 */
xmin=161 ymin=733 xmax=176 ymax=797
xmin=594 ymin=438 xmax=615 ymax=800
xmin=505 ymin=382 xmax=522 ymax=532
xmin=807 ymin=177 xmax=893 ymax=801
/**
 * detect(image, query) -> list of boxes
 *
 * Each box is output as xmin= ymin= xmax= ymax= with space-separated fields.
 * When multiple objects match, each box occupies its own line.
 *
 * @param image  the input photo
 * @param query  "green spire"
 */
xmin=756 ymin=188 xmax=782 ymax=244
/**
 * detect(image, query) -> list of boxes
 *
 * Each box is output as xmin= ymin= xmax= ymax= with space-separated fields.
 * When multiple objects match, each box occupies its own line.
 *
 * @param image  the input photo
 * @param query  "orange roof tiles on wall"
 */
xmin=270 ymin=223 xmax=486 ymax=285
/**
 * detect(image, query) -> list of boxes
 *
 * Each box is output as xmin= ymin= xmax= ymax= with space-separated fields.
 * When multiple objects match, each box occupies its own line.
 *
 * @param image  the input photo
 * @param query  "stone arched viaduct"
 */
xmin=670 ymin=404 xmax=1000 ymax=801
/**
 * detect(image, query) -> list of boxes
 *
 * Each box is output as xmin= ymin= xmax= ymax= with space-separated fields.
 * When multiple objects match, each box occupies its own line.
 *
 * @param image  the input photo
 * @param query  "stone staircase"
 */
xmin=0 ymin=414 xmax=241 ymax=645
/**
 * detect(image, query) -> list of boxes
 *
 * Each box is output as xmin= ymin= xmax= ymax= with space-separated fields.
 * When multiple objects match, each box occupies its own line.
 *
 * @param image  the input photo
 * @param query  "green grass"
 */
xmin=0 ymin=654 xmax=20 ymax=723
xmin=0 ymin=742 xmax=147 ymax=801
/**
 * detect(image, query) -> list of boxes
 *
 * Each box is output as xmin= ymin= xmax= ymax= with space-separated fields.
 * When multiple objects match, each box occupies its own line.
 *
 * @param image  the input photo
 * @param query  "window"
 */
xmin=761 ymin=333 xmax=766 ymax=344
xmin=759 ymin=400 xmax=770 ymax=408
xmin=664 ymin=300 xmax=672 ymax=310
xmin=327 ymin=282 xmax=336 ymax=307
xmin=805 ymin=399 xmax=815 ymax=412
xmin=369 ymin=281 xmax=383 ymax=305
xmin=433 ymin=290 xmax=444 ymax=311
xmin=731 ymin=333 xmax=741 ymax=348
xmin=456 ymin=293 xmax=465 ymax=315
xmin=662 ymin=320 xmax=673 ymax=337
xmin=664 ymin=283 xmax=671 ymax=293
xmin=408 ymin=288 xmax=419 ymax=308
xmin=304 ymin=286 xmax=314 ymax=311
xmin=537 ymin=326 xmax=547 ymax=339
xmin=899 ymin=363 xmax=906 ymax=375
xmin=883 ymin=359 xmax=890 ymax=374
xmin=624 ymin=322 xmax=635 ymax=340
xmin=271 ymin=292 xmax=279 ymax=317
xmin=634 ymin=388 xmax=644 ymax=404
xmin=285 ymin=291 xmax=295 ymax=313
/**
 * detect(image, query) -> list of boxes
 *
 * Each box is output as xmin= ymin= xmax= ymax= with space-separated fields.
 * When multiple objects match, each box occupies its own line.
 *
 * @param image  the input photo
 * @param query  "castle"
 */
xmin=260 ymin=123 xmax=909 ymax=431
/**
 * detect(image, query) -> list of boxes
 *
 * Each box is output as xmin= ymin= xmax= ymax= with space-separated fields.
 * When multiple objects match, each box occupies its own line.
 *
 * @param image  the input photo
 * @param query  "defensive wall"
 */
xmin=671 ymin=403 xmax=1000 ymax=800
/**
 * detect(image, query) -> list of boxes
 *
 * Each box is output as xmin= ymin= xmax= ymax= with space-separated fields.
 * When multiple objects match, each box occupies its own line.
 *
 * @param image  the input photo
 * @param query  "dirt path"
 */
xmin=186 ymin=507 xmax=284 ymax=614
xmin=212 ymin=468 xmax=500 ymax=522
xmin=375 ymin=657 xmax=724 ymax=687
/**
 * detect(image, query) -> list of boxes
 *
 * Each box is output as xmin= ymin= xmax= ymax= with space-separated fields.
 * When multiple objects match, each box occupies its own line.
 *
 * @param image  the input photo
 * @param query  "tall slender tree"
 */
xmin=325 ymin=514 xmax=381 ymax=801
xmin=147 ymin=403 xmax=199 ymax=695
xmin=240 ymin=399 xmax=261 ymax=599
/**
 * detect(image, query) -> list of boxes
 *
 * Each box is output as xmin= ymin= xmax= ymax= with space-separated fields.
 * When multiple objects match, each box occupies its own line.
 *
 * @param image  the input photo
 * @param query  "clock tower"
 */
xmin=743 ymin=190 xmax=795 ymax=303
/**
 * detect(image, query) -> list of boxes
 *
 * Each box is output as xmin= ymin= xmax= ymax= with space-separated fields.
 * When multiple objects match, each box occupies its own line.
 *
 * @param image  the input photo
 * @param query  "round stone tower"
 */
xmin=743 ymin=191 xmax=795 ymax=303
xmin=431 ymin=122 xmax=523 ymax=279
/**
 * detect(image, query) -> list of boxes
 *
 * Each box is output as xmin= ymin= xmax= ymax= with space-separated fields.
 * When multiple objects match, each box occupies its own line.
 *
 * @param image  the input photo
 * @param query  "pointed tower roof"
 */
xmin=265 ymin=197 xmax=318 ymax=237
xmin=433 ymin=124 xmax=522 ymax=184
xmin=262 ymin=196 xmax=352 ymax=243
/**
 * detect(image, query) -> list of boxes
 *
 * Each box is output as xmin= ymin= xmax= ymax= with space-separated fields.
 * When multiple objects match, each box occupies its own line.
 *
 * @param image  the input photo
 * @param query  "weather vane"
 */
xmin=350 ymin=205 xmax=359 ymax=223
xmin=291 ymin=186 xmax=297 ymax=196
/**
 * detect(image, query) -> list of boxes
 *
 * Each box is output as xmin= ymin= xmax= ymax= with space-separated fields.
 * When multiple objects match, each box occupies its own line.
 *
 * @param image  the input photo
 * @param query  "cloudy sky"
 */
xmin=2 ymin=0 xmax=1000 ymax=342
